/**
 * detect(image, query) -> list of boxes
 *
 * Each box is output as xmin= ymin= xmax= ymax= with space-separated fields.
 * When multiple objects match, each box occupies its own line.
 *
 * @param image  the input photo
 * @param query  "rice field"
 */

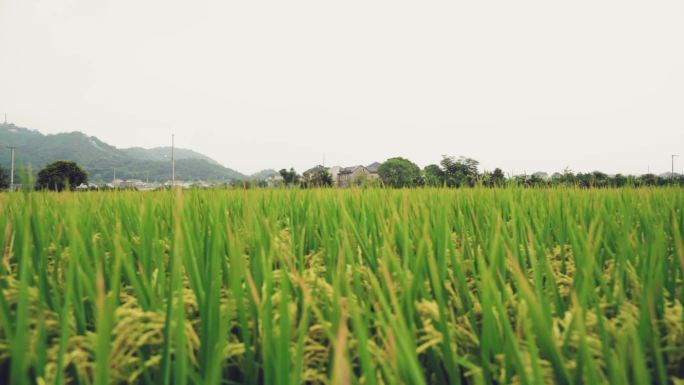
xmin=0 ymin=188 xmax=683 ymax=385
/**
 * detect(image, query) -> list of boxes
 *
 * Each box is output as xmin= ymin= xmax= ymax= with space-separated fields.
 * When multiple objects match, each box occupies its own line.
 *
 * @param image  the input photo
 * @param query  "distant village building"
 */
xmin=337 ymin=166 xmax=366 ymax=187
xmin=76 ymin=182 xmax=99 ymax=190
xmin=189 ymin=180 xmax=211 ymax=188
xmin=336 ymin=163 xmax=380 ymax=187
xmin=268 ymin=161 xmax=381 ymax=188
xmin=366 ymin=162 xmax=381 ymax=174
xmin=164 ymin=180 xmax=185 ymax=188
xmin=119 ymin=179 xmax=145 ymax=189
xmin=138 ymin=181 xmax=163 ymax=191
xmin=266 ymin=174 xmax=284 ymax=187
xmin=329 ymin=166 xmax=341 ymax=186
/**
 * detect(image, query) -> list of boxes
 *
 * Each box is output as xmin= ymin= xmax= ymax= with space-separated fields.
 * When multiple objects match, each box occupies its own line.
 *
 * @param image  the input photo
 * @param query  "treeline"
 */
xmin=379 ymin=156 xmax=684 ymax=188
xmin=506 ymin=170 xmax=684 ymax=188
xmin=270 ymin=155 xmax=684 ymax=189
xmin=3 ymin=156 xmax=683 ymax=191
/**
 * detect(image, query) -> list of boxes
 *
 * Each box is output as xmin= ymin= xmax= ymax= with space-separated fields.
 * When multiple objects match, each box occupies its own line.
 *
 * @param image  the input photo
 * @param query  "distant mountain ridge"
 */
xmin=121 ymin=146 xmax=221 ymax=166
xmin=0 ymin=123 xmax=248 ymax=182
xmin=250 ymin=169 xmax=278 ymax=180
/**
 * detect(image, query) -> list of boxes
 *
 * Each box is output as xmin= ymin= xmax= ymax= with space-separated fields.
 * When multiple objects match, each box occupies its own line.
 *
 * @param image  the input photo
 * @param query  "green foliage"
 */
xmin=542 ymin=170 xmax=682 ymax=188
xmin=491 ymin=168 xmax=505 ymax=186
xmin=278 ymin=168 xmax=300 ymax=186
xmin=378 ymin=157 xmax=421 ymax=188
xmin=440 ymin=156 xmax=479 ymax=187
xmin=351 ymin=172 xmax=375 ymax=187
xmin=0 ymin=165 xmax=8 ymax=189
xmin=35 ymin=160 xmax=88 ymax=191
xmin=0 ymin=188 xmax=683 ymax=384
xmin=307 ymin=169 xmax=333 ymax=187
xmin=412 ymin=155 xmax=481 ymax=188
xmin=423 ymin=164 xmax=444 ymax=187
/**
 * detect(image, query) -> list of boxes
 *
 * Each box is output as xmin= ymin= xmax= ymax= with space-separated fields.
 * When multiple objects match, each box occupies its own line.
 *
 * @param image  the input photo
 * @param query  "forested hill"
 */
xmin=0 ymin=123 xmax=247 ymax=182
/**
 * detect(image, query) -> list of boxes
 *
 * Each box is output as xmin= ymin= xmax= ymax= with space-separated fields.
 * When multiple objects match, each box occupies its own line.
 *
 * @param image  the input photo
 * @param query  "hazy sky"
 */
xmin=1 ymin=0 xmax=683 ymax=175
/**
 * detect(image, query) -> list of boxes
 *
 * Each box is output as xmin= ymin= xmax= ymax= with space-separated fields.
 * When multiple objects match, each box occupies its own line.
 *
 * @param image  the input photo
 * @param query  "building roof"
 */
xmin=338 ymin=165 xmax=365 ymax=175
xmin=366 ymin=162 xmax=381 ymax=173
xmin=338 ymin=162 xmax=381 ymax=175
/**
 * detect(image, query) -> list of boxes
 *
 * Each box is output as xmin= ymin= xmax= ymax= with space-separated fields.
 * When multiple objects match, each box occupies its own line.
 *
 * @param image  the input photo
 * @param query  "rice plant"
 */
xmin=0 ymin=187 xmax=682 ymax=384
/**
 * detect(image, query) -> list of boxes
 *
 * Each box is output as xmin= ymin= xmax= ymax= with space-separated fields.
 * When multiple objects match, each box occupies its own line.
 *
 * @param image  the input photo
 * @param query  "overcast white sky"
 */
xmin=1 ymin=0 xmax=683 ymax=175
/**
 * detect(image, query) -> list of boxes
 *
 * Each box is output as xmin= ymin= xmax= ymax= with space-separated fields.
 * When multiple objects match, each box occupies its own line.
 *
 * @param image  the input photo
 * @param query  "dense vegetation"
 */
xmin=282 ymin=157 xmax=684 ymax=189
xmin=35 ymin=161 xmax=88 ymax=191
xmin=0 ymin=165 xmax=8 ymax=189
xmin=0 ymin=188 xmax=683 ymax=385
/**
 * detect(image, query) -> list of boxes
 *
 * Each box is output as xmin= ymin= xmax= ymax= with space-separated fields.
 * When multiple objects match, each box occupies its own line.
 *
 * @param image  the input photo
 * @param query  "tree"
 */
xmin=0 ymin=165 xmax=9 ymax=189
xmin=590 ymin=171 xmax=609 ymax=188
xmin=440 ymin=156 xmax=479 ymax=187
xmin=278 ymin=168 xmax=300 ymax=186
xmin=513 ymin=174 xmax=530 ymax=186
xmin=559 ymin=168 xmax=576 ymax=185
xmin=491 ymin=168 xmax=505 ymax=187
xmin=378 ymin=157 xmax=421 ymax=188
xmin=638 ymin=173 xmax=660 ymax=187
xmin=308 ymin=169 xmax=333 ymax=187
xmin=423 ymin=164 xmax=444 ymax=187
xmin=613 ymin=174 xmax=627 ymax=187
xmin=302 ymin=166 xmax=333 ymax=188
xmin=528 ymin=173 xmax=548 ymax=187
xmin=36 ymin=161 xmax=88 ymax=191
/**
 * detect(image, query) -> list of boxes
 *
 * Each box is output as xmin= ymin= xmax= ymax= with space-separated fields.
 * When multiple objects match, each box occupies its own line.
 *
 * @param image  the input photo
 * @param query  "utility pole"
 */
xmin=7 ymin=146 xmax=15 ymax=189
xmin=171 ymin=134 xmax=175 ymax=186
xmin=3 ymin=113 xmax=6 ymax=124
